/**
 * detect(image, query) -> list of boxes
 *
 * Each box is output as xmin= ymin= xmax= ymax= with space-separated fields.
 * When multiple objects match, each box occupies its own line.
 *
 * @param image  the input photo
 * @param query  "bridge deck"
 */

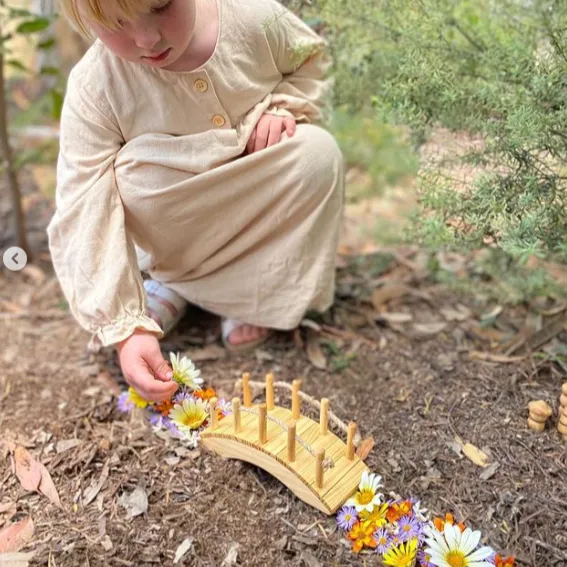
xmin=200 ymin=404 xmax=368 ymax=514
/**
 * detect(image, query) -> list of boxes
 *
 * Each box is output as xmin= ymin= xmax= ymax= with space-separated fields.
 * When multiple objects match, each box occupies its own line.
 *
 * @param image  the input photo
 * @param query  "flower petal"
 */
xmin=468 ymin=546 xmax=495 ymax=562
xmin=462 ymin=528 xmax=481 ymax=555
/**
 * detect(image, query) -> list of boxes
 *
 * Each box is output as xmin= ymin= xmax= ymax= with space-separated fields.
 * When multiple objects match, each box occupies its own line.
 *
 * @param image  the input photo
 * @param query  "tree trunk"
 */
xmin=0 ymin=24 xmax=30 ymax=256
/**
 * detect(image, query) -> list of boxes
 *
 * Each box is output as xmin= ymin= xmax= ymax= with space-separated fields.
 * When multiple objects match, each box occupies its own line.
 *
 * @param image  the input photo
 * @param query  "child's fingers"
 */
xmin=254 ymin=119 xmax=271 ymax=153
xmin=143 ymin=348 xmax=173 ymax=382
xmin=129 ymin=370 xmax=178 ymax=402
xmin=266 ymin=118 xmax=283 ymax=147
xmin=284 ymin=118 xmax=296 ymax=137
xmin=246 ymin=129 xmax=257 ymax=155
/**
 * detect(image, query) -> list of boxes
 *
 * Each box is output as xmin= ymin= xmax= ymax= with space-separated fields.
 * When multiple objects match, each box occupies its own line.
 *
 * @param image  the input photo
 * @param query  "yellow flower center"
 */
xmin=403 ymin=524 xmax=411 ymax=532
xmin=378 ymin=536 xmax=387 ymax=545
xmin=182 ymin=411 xmax=204 ymax=429
xmin=358 ymin=489 xmax=374 ymax=505
xmin=447 ymin=551 xmax=467 ymax=567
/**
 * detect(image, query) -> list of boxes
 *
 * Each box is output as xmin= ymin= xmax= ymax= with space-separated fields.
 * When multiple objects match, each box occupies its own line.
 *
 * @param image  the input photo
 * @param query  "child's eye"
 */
xmin=152 ymin=0 xmax=174 ymax=14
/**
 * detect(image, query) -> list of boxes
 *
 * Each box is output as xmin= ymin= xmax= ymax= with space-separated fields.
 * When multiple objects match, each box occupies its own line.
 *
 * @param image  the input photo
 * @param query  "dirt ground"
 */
xmin=2 ymin=172 xmax=567 ymax=567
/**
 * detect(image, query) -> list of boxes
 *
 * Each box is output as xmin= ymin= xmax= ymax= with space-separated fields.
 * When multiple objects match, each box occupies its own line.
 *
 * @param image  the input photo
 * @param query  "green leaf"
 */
xmin=38 ymin=38 xmax=56 ymax=50
xmin=0 ymin=33 xmax=13 ymax=44
xmin=16 ymin=18 xmax=51 ymax=34
xmin=6 ymin=60 xmax=29 ymax=72
xmin=50 ymin=88 xmax=63 ymax=120
xmin=8 ymin=8 xmax=33 ymax=18
xmin=40 ymin=66 xmax=60 ymax=76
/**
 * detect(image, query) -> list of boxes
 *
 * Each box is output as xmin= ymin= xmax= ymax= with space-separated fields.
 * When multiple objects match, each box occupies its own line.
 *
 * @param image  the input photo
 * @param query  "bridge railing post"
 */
xmin=287 ymin=420 xmax=296 ymax=462
xmin=242 ymin=373 xmax=252 ymax=408
xmin=258 ymin=403 xmax=267 ymax=444
xmin=292 ymin=379 xmax=301 ymax=420
xmin=266 ymin=373 xmax=274 ymax=411
xmin=209 ymin=397 xmax=218 ymax=430
xmin=320 ymin=398 xmax=329 ymax=436
xmin=232 ymin=398 xmax=242 ymax=433
xmin=346 ymin=421 xmax=357 ymax=460
xmin=316 ymin=446 xmax=325 ymax=488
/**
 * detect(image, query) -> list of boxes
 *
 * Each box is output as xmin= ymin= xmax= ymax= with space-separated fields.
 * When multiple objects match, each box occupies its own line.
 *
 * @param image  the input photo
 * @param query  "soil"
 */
xmin=2 ymin=176 xmax=567 ymax=567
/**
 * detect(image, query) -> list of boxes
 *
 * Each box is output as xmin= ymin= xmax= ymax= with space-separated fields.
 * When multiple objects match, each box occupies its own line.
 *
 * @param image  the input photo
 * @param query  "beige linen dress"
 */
xmin=47 ymin=0 xmax=345 ymax=350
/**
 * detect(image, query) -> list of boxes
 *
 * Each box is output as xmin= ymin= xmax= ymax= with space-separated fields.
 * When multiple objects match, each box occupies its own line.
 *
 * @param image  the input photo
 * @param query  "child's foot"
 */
xmin=143 ymin=279 xmax=188 ymax=336
xmin=221 ymin=318 xmax=274 ymax=353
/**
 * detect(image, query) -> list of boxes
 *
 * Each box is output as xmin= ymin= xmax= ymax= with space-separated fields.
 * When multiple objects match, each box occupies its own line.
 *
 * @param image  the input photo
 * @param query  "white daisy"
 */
xmin=345 ymin=471 xmax=384 ymax=512
xmin=169 ymin=398 xmax=208 ymax=436
xmin=413 ymin=499 xmax=430 ymax=522
xmin=169 ymin=353 xmax=204 ymax=390
xmin=425 ymin=523 xmax=494 ymax=567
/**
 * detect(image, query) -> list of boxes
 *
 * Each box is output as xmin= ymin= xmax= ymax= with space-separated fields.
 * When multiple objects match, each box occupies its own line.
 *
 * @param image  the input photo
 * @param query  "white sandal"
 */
xmin=221 ymin=318 xmax=274 ymax=354
xmin=143 ymin=279 xmax=188 ymax=336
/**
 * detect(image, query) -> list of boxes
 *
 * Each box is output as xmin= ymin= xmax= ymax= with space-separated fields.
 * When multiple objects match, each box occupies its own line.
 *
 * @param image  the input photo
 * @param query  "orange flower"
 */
xmin=494 ymin=555 xmax=516 ymax=567
xmin=433 ymin=512 xmax=465 ymax=533
xmin=347 ymin=521 xmax=378 ymax=553
xmin=194 ymin=388 xmax=217 ymax=401
xmin=153 ymin=399 xmax=174 ymax=416
xmin=386 ymin=500 xmax=413 ymax=522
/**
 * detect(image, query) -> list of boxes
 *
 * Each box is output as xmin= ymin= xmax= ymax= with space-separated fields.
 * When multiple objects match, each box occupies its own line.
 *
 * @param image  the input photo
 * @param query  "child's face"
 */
xmin=87 ymin=0 xmax=197 ymax=69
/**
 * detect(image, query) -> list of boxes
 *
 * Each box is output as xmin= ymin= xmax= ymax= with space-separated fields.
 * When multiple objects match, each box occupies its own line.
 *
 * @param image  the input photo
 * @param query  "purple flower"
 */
xmin=397 ymin=515 xmax=423 ymax=542
xmin=173 ymin=391 xmax=194 ymax=404
xmin=336 ymin=506 xmax=358 ymax=530
xmin=417 ymin=550 xmax=435 ymax=567
xmin=117 ymin=392 xmax=134 ymax=413
xmin=217 ymin=398 xmax=232 ymax=416
xmin=373 ymin=528 xmax=392 ymax=555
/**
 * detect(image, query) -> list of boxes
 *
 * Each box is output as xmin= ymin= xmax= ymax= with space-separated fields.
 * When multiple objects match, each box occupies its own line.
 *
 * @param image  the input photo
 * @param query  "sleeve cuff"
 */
xmin=88 ymin=312 xmax=164 ymax=349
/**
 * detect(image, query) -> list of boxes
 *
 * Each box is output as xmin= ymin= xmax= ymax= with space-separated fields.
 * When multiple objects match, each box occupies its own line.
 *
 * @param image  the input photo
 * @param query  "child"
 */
xmin=48 ymin=0 xmax=345 ymax=402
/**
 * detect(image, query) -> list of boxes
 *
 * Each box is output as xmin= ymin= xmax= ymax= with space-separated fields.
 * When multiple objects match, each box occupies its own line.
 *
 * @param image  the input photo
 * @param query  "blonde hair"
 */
xmin=59 ymin=0 xmax=157 ymax=37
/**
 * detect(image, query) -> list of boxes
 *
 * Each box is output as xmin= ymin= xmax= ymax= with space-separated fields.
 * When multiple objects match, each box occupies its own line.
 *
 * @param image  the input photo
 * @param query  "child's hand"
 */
xmin=116 ymin=330 xmax=178 ymax=402
xmin=246 ymin=113 xmax=296 ymax=154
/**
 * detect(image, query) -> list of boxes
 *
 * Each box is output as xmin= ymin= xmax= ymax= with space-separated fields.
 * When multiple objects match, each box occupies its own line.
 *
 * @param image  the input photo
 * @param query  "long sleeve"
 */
xmin=264 ymin=0 xmax=333 ymax=124
xmin=47 ymin=70 xmax=163 ymax=349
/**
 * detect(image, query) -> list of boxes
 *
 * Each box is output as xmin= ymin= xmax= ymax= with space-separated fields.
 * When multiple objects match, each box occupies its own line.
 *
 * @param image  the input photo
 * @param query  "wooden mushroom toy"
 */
xmin=527 ymin=400 xmax=552 ymax=433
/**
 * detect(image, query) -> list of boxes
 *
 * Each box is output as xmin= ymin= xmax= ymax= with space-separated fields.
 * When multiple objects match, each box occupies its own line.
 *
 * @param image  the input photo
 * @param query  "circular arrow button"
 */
xmin=3 ymin=247 xmax=28 ymax=271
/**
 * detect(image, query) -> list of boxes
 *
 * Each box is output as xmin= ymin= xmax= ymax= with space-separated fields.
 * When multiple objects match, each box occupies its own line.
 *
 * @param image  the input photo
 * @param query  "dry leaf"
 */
xmin=0 ymin=518 xmax=34 ymax=553
xmin=173 ymin=538 xmax=194 ymax=564
xmin=468 ymin=351 xmax=525 ymax=364
xmin=190 ymin=345 xmax=227 ymax=362
xmin=83 ymin=462 xmax=109 ymax=507
xmin=454 ymin=436 xmax=489 ymax=467
xmin=440 ymin=306 xmax=472 ymax=322
xmin=13 ymin=448 xmax=41 ymax=492
xmin=371 ymin=284 xmax=411 ymax=309
xmin=355 ymin=436 xmax=375 ymax=461
xmin=118 ymin=487 xmax=148 ymax=518
xmin=221 ymin=543 xmax=240 ymax=567
xmin=56 ymin=439 xmax=82 ymax=454
xmin=0 ymin=504 xmax=16 ymax=528
xmin=479 ymin=462 xmax=500 ymax=481
xmin=0 ymin=552 xmax=35 ymax=567
xmin=20 ymin=265 xmax=46 ymax=286
xmin=377 ymin=312 xmax=413 ymax=324
xmin=413 ymin=322 xmax=448 ymax=335
xmin=306 ymin=330 xmax=327 ymax=370
xmin=37 ymin=462 xmax=61 ymax=508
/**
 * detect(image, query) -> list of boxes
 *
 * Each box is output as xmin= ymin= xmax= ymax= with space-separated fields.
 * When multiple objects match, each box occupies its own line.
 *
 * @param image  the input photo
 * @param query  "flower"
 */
xmin=494 ymin=556 xmax=515 ymax=567
xmin=152 ymin=398 xmax=174 ymax=416
xmin=417 ymin=549 xmax=436 ymax=567
xmin=337 ymin=506 xmax=358 ymax=531
xmin=169 ymin=398 xmax=208 ymax=435
xmin=425 ymin=523 xmax=494 ymax=567
xmin=373 ymin=527 xmax=392 ymax=554
xmin=411 ymin=498 xmax=430 ymax=522
xmin=194 ymin=387 xmax=217 ymax=401
xmin=346 ymin=471 xmax=384 ymax=512
xmin=383 ymin=538 xmax=418 ymax=567
xmin=387 ymin=500 xmax=413 ymax=523
xmin=217 ymin=398 xmax=232 ymax=416
xmin=397 ymin=515 xmax=423 ymax=542
xmin=360 ymin=502 xmax=388 ymax=528
xmin=347 ymin=521 xmax=378 ymax=553
xmin=117 ymin=391 xmax=134 ymax=413
xmin=433 ymin=513 xmax=465 ymax=534
xmin=169 ymin=353 xmax=204 ymax=390
xmin=127 ymin=387 xmax=149 ymax=409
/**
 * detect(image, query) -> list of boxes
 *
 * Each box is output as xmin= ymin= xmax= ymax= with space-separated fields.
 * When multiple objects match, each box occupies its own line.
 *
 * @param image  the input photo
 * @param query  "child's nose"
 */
xmin=133 ymin=26 xmax=162 ymax=50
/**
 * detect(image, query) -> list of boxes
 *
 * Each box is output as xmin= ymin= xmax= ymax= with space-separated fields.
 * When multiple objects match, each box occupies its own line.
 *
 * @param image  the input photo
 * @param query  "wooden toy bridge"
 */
xmin=201 ymin=374 xmax=369 ymax=515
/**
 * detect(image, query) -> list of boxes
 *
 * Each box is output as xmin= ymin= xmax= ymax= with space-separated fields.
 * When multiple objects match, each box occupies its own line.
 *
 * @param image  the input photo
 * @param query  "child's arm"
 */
xmin=47 ymin=71 xmax=176 ymax=400
xmin=263 ymin=0 xmax=333 ymax=125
